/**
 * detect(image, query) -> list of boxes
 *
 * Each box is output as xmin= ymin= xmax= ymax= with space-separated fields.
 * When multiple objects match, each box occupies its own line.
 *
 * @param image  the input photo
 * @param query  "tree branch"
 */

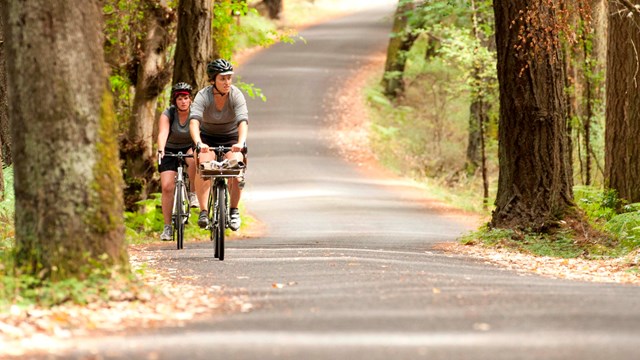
xmin=615 ymin=0 xmax=640 ymax=18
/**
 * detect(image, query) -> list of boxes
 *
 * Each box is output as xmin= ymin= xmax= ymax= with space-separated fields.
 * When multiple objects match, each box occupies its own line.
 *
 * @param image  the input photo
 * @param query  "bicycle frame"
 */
xmin=161 ymin=151 xmax=193 ymax=250
xmin=199 ymin=146 xmax=244 ymax=261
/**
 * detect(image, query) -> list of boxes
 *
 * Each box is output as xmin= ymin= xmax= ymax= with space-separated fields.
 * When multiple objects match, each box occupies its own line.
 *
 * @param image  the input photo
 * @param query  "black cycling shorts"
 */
xmin=201 ymin=132 xmax=239 ymax=148
xmin=159 ymin=145 xmax=193 ymax=173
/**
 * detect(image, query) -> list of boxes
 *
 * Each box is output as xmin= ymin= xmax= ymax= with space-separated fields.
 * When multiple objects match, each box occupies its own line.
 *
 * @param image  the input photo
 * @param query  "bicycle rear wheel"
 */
xmin=215 ymin=181 xmax=226 ymax=260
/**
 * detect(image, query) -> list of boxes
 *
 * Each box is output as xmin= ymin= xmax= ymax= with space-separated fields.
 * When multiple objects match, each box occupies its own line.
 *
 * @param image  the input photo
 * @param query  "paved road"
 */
xmin=61 ymin=4 xmax=640 ymax=360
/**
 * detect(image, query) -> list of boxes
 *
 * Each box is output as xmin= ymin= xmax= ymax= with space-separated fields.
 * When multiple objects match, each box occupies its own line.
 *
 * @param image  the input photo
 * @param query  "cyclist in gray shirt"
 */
xmin=190 ymin=59 xmax=248 ymax=231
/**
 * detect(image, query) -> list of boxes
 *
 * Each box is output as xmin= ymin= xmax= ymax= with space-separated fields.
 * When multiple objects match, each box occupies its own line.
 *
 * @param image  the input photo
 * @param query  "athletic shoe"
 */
xmin=189 ymin=192 xmax=200 ymax=208
xmin=198 ymin=210 xmax=209 ymax=228
xmin=160 ymin=224 xmax=172 ymax=241
xmin=229 ymin=208 xmax=241 ymax=231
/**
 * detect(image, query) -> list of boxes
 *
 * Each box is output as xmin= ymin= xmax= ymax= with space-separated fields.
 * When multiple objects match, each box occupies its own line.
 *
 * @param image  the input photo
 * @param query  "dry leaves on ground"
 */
xmin=0 ymin=244 xmax=253 ymax=357
xmin=438 ymin=242 xmax=640 ymax=285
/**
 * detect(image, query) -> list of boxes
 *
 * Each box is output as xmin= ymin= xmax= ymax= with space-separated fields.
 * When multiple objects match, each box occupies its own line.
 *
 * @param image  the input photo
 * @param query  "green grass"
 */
xmin=125 ymin=193 xmax=252 ymax=244
xmin=461 ymin=226 xmax=585 ymax=258
xmin=459 ymin=187 xmax=640 ymax=263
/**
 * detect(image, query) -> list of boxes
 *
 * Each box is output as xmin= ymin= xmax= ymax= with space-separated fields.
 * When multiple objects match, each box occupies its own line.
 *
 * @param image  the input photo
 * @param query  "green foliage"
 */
xmin=216 ymin=1 xmax=302 ymax=61
xmin=103 ymin=0 xmax=147 ymax=65
xmin=235 ymin=80 xmax=267 ymax=102
xmin=124 ymin=194 xmax=165 ymax=242
xmin=0 ymin=166 xmax=15 ymax=222
xmin=461 ymin=187 xmax=640 ymax=260
xmin=463 ymin=226 xmax=585 ymax=259
xmin=0 ymin=250 xmax=141 ymax=309
xmin=574 ymin=185 xmax=620 ymax=223
xmin=230 ymin=9 xmax=301 ymax=55
xmin=605 ymin=212 xmax=640 ymax=255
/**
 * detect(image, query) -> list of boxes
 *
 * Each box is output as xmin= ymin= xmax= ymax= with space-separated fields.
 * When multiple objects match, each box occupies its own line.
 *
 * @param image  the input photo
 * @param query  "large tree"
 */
xmin=0 ymin=6 xmax=5 ymax=199
xmin=173 ymin=0 xmax=212 ymax=90
xmin=605 ymin=1 xmax=640 ymax=202
xmin=381 ymin=0 xmax=416 ymax=99
xmin=3 ymin=0 xmax=127 ymax=279
xmin=0 ymin=5 xmax=9 ymax=170
xmin=120 ymin=0 xmax=176 ymax=208
xmin=490 ymin=0 xmax=574 ymax=230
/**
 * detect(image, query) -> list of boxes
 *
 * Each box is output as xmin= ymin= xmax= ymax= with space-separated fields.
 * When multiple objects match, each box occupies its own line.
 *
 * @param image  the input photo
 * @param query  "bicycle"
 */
xmin=198 ymin=146 xmax=246 ymax=261
xmin=159 ymin=151 xmax=193 ymax=250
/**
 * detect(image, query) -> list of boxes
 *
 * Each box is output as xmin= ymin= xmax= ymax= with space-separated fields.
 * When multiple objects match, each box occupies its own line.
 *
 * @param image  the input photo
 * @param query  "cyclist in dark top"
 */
xmin=190 ymin=59 xmax=248 ymax=231
xmin=157 ymin=82 xmax=198 ymax=241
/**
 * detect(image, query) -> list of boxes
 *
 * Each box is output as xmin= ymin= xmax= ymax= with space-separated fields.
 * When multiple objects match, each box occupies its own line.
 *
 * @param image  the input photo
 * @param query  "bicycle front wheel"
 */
xmin=174 ymin=182 xmax=185 ymax=250
xmin=215 ymin=181 xmax=226 ymax=260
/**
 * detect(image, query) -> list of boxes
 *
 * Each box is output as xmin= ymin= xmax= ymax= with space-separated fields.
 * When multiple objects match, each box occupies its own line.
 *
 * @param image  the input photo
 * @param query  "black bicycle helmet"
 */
xmin=171 ymin=82 xmax=193 ymax=104
xmin=206 ymin=59 xmax=234 ymax=81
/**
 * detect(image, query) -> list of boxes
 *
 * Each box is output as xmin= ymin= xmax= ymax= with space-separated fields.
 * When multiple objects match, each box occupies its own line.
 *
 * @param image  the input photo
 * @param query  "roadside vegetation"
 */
xmin=365 ymin=0 xmax=639 ymax=273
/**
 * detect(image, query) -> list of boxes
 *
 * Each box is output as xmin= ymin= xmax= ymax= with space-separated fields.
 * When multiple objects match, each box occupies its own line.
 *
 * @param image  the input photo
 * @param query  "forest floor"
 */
xmin=2 ymin=0 xmax=639 ymax=357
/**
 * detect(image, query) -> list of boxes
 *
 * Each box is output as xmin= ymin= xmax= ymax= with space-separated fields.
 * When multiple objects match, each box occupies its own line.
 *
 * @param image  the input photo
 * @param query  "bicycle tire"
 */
xmin=216 ymin=181 xmax=226 ymax=261
xmin=208 ymin=185 xmax=217 ymax=256
xmin=175 ymin=182 xmax=184 ymax=250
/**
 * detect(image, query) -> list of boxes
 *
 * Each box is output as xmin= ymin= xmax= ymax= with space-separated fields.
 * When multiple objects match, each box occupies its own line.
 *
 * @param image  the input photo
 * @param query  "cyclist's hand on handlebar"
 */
xmin=231 ymin=143 xmax=244 ymax=152
xmin=157 ymin=149 xmax=164 ymax=165
xmin=197 ymin=142 xmax=210 ymax=153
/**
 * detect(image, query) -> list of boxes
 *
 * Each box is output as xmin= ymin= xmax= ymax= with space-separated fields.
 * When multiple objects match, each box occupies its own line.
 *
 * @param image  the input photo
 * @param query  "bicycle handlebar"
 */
xmin=158 ymin=151 xmax=194 ymax=166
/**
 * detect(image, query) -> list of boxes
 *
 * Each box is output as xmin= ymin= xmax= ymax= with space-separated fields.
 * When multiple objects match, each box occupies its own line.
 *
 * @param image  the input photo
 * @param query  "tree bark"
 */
xmin=257 ymin=0 xmax=283 ymax=19
xmin=173 ymin=0 xmax=212 ymax=91
xmin=3 ymin=0 xmax=127 ymax=279
xmin=605 ymin=0 xmax=640 ymax=203
xmin=0 ymin=5 xmax=10 ymax=167
xmin=128 ymin=0 xmax=175 ymax=157
xmin=491 ymin=0 xmax=574 ymax=231
xmin=381 ymin=1 xmax=415 ymax=99
xmin=122 ymin=0 xmax=175 ymax=209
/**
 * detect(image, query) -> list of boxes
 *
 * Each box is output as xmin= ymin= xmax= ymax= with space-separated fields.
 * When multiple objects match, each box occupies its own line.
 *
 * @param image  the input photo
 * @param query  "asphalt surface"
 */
xmin=55 ymin=4 xmax=640 ymax=360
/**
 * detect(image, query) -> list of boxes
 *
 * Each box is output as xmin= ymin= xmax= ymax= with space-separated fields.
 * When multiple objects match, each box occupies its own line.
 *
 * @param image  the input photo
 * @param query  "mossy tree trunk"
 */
xmin=3 ymin=0 xmax=128 ymax=280
xmin=173 ymin=0 xmax=212 ymax=91
xmin=605 ymin=1 xmax=640 ymax=203
xmin=122 ymin=0 xmax=175 ymax=209
xmin=0 ymin=7 xmax=10 ymax=168
xmin=381 ymin=0 xmax=415 ymax=100
xmin=490 ymin=0 xmax=574 ymax=231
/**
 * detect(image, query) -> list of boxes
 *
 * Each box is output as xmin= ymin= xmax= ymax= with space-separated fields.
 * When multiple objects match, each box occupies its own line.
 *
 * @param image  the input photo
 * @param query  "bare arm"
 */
xmin=189 ymin=118 xmax=209 ymax=152
xmin=157 ymin=113 xmax=171 ymax=155
xmin=233 ymin=120 xmax=248 ymax=152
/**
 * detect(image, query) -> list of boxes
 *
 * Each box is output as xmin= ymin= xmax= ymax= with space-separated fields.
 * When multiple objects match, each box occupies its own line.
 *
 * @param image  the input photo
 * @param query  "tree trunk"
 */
xmin=128 ymin=0 xmax=174 ymax=157
xmin=0 ymin=6 xmax=10 ymax=167
xmin=381 ymin=1 xmax=415 ymax=99
xmin=605 ymin=1 xmax=640 ymax=203
xmin=490 ymin=0 xmax=574 ymax=231
xmin=173 ymin=0 xmax=212 ymax=91
xmin=122 ymin=0 xmax=175 ymax=209
xmin=257 ymin=0 xmax=283 ymax=19
xmin=3 ymin=0 xmax=127 ymax=279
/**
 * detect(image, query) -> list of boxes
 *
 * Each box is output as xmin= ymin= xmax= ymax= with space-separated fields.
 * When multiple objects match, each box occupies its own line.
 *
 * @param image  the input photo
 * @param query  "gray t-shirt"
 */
xmin=189 ymin=85 xmax=249 ymax=136
xmin=163 ymin=106 xmax=193 ymax=149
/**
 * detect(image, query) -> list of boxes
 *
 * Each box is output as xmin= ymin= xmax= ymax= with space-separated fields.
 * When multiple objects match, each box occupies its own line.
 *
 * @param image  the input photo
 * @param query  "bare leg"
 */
xmin=196 ymin=151 xmax=215 ymax=211
xmin=160 ymin=171 xmax=177 ymax=225
xmin=186 ymin=149 xmax=197 ymax=192
xmin=226 ymin=151 xmax=244 ymax=208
